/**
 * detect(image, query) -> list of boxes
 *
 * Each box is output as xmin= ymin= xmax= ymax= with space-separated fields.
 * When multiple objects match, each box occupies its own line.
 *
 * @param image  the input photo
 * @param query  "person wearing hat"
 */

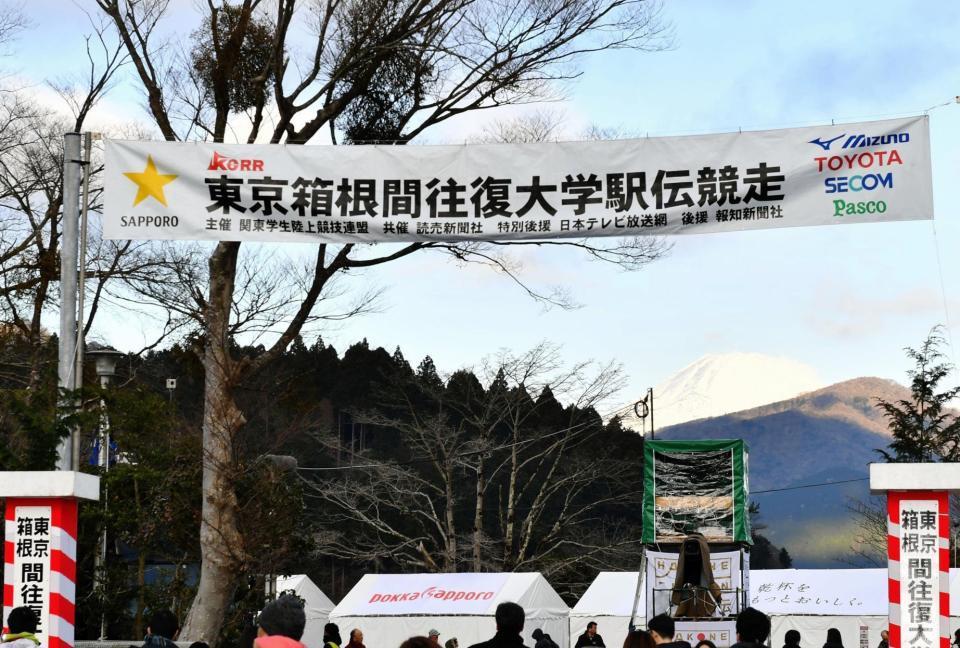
xmin=429 ymin=629 xmax=441 ymax=645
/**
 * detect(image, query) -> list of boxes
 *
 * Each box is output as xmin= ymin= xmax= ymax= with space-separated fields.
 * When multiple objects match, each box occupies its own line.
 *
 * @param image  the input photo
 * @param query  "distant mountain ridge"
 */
xmin=719 ymin=377 xmax=909 ymax=437
xmin=657 ymin=376 xmax=909 ymax=567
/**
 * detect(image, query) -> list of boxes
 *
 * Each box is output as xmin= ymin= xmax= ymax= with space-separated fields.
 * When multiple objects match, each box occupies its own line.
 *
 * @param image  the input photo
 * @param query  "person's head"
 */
xmin=953 ymin=629 xmax=960 ymax=646
xmin=6 ymin=607 xmax=38 ymax=635
xmin=785 ymin=630 xmax=801 ymax=646
xmin=258 ymin=595 xmax=306 ymax=641
xmin=325 ymin=622 xmax=342 ymax=641
xmin=881 ymin=631 xmax=888 ymax=642
xmin=695 ymin=640 xmax=717 ymax=648
xmin=494 ymin=602 xmax=525 ymax=635
xmin=826 ymin=629 xmax=842 ymax=646
xmin=587 ymin=622 xmax=598 ymax=637
xmin=351 ymin=629 xmax=364 ymax=643
xmin=148 ymin=609 xmax=179 ymax=640
xmin=429 ymin=629 xmax=440 ymax=644
xmin=624 ymin=630 xmax=656 ymax=648
xmin=533 ymin=629 xmax=544 ymax=640
xmin=399 ymin=638 xmax=434 ymax=648
xmin=647 ymin=614 xmax=675 ymax=644
xmin=189 ymin=642 xmax=210 ymax=648
xmin=735 ymin=608 xmax=770 ymax=645
xmin=444 ymin=639 xmax=458 ymax=648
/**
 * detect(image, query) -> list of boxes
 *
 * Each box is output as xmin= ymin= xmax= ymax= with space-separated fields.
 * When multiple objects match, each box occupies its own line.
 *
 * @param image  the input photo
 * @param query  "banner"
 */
xmin=103 ymin=116 xmax=932 ymax=243
xmin=347 ymin=573 xmax=509 ymax=615
xmin=646 ymin=550 xmax=741 ymax=619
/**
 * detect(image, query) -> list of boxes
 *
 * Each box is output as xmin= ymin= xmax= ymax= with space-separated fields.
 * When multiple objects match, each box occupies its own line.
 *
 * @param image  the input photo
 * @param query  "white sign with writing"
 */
xmin=102 ymin=116 xmax=932 ymax=243
xmin=646 ymin=550 xmax=741 ymax=618
xmin=11 ymin=506 xmax=52 ymax=648
xmin=898 ymin=499 xmax=940 ymax=648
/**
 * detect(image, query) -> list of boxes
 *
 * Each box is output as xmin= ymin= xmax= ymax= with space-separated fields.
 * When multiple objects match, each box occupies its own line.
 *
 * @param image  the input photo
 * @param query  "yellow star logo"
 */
xmin=123 ymin=155 xmax=178 ymax=206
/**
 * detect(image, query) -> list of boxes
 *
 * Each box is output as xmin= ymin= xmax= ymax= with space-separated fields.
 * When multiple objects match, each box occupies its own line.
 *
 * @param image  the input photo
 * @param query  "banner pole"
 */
xmin=56 ymin=133 xmax=82 ymax=472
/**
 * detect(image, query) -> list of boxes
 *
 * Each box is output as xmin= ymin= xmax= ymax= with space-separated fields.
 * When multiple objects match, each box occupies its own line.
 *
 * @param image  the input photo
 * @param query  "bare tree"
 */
xmin=95 ymin=0 xmax=670 ymax=640
xmin=0 ymin=23 xmax=157 ymax=385
xmin=302 ymin=344 xmax=644 ymax=597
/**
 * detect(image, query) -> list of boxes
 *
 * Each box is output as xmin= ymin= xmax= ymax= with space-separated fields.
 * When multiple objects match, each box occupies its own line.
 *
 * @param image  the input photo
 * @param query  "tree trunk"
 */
xmin=472 ymin=454 xmax=485 ymax=571
xmin=443 ymin=460 xmax=456 ymax=571
xmin=502 ymin=432 xmax=519 ymax=570
xmin=181 ymin=243 xmax=246 ymax=645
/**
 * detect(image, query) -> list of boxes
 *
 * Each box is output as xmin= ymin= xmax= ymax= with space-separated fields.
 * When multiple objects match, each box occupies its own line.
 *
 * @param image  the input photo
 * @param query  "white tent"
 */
xmin=276 ymin=574 xmax=336 ymax=648
xmin=570 ymin=572 xmax=645 ymax=648
xmin=329 ymin=572 xmax=570 ymax=648
xmin=573 ymin=569 xmax=960 ymax=647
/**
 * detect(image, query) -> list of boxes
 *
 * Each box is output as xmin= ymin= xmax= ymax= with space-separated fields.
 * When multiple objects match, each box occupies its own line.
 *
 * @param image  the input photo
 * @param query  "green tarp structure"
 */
xmin=642 ymin=439 xmax=751 ymax=544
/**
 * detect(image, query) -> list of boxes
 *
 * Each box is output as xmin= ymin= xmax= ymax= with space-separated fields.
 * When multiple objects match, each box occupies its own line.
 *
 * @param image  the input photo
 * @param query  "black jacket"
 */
xmin=659 ymin=641 xmax=693 ymax=648
xmin=575 ymin=634 xmax=606 ymax=648
xmin=534 ymin=635 xmax=559 ymax=648
xmin=467 ymin=633 xmax=530 ymax=648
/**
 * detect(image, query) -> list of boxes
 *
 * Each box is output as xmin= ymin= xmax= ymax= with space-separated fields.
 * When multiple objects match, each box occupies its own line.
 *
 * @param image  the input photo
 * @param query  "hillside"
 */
xmin=658 ymin=377 xmax=910 ymax=567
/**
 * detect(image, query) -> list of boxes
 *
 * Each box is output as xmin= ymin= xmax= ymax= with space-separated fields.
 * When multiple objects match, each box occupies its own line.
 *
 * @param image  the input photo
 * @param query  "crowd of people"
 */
xmin=4 ymin=601 xmax=960 ymax=648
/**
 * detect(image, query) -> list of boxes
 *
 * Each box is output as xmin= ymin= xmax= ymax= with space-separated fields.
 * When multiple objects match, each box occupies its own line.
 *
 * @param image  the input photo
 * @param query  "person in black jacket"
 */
xmin=823 ymin=628 xmax=843 ymax=648
xmin=729 ymin=608 xmax=771 ymax=648
xmin=648 ymin=615 xmax=691 ymax=648
xmin=467 ymin=603 xmax=530 ymax=648
xmin=575 ymin=622 xmax=606 ymax=647
xmin=531 ymin=629 xmax=559 ymax=648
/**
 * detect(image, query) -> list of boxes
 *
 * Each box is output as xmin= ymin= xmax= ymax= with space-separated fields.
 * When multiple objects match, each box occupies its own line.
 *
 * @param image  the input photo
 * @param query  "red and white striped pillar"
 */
xmin=0 ymin=472 xmax=99 ymax=648
xmin=871 ymin=465 xmax=958 ymax=648
xmin=886 ymin=490 xmax=950 ymax=648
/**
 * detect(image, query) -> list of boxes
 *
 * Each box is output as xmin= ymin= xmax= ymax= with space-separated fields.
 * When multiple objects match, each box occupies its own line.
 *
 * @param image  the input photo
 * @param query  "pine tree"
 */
xmin=876 ymin=327 xmax=960 ymax=462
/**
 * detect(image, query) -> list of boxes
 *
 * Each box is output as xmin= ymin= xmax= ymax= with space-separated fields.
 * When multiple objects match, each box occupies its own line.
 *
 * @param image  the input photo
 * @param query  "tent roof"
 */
xmin=276 ymin=574 xmax=336 ymax=617
xmin=572 ymin=571 xmax=645 ymax=617
xmin=330 ymin=572 xmax=568 ymax=619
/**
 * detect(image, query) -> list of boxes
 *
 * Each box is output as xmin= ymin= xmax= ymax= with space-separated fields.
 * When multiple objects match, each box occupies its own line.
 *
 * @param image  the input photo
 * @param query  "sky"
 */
xmin=8 ymin=0 xmax=960 ymax=414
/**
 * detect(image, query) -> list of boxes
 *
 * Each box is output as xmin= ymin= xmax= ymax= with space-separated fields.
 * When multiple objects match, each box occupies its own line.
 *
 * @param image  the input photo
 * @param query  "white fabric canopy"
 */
xmin=570 ymin=572 xmax=645 ymax=648
xmin=330 ymin=572 xmax=570 ymax=648
xmin=276 ymin=575 xmax=336 ymax=648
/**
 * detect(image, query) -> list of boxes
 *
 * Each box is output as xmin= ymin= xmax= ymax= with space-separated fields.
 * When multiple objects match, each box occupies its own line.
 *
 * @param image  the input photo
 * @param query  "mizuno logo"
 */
xmin=809 ymin=134 xmax=846 ymax=151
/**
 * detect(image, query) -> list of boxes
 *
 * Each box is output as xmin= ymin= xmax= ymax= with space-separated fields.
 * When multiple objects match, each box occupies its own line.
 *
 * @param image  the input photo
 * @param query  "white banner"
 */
xmin=103 ymin=116 xmax=932 ymax=243
xmin=646 ymin=550 xmax=741 ymax=618
xmin=347 ymin=573 xmax=509 ymax=615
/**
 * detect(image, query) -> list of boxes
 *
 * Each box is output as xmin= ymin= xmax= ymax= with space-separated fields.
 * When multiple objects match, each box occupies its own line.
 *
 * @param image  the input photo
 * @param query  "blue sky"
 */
xmin=10 ymin=0 xmax=960 ymax=408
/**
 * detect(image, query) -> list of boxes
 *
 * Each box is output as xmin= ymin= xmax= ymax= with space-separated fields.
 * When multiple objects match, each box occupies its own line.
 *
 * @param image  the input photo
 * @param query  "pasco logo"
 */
xmin=208 ymin=151 xmax=264 ymax=172
xmin=809 ymin=131 xmax=909 ymax=151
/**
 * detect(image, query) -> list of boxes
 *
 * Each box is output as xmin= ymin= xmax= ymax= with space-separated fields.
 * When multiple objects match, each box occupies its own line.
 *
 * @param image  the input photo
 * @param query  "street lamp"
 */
xmin=85 ymin=343 xmax=123 ymax=640
xmin=87 ymin=344 xmax=124 ymax=389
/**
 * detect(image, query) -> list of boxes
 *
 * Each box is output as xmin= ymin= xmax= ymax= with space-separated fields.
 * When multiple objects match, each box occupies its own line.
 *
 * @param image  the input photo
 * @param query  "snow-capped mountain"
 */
xmin=624 ymin=352 xmax=824 ymax=430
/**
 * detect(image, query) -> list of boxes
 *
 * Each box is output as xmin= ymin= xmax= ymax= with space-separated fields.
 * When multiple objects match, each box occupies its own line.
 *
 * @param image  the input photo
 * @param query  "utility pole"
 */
xmin=56 ymin=133 xmax=82 ymax=471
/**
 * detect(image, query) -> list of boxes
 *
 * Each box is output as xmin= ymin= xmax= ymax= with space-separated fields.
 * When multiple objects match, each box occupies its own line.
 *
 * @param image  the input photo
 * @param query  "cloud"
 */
xmin=807 ymin=285 xmax=959 ymax=339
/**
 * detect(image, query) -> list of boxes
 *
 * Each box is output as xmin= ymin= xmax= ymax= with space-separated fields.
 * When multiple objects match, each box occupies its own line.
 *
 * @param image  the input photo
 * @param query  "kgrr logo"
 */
xmin=208 ymin=151 xmax=264 ymax=172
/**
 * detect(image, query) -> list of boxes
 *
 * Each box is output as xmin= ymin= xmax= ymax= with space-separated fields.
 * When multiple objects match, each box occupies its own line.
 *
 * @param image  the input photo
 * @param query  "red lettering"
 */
xmin=888 ymin=149 xmax=902 ymax=165
xmin=856 ymin=152 xmax=874 ymax=168
xmin=369 ymin=594 xmax=382 ymax=603
xmin=253 ymin=160 xmax=264 ymax=171
xmin=815 ymin=156 xmax=826 ymax=172
xmin=482 ymin=592 xmax=494 ymax=600
xmin=828 ymin=156 xmax=842 ymax=171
